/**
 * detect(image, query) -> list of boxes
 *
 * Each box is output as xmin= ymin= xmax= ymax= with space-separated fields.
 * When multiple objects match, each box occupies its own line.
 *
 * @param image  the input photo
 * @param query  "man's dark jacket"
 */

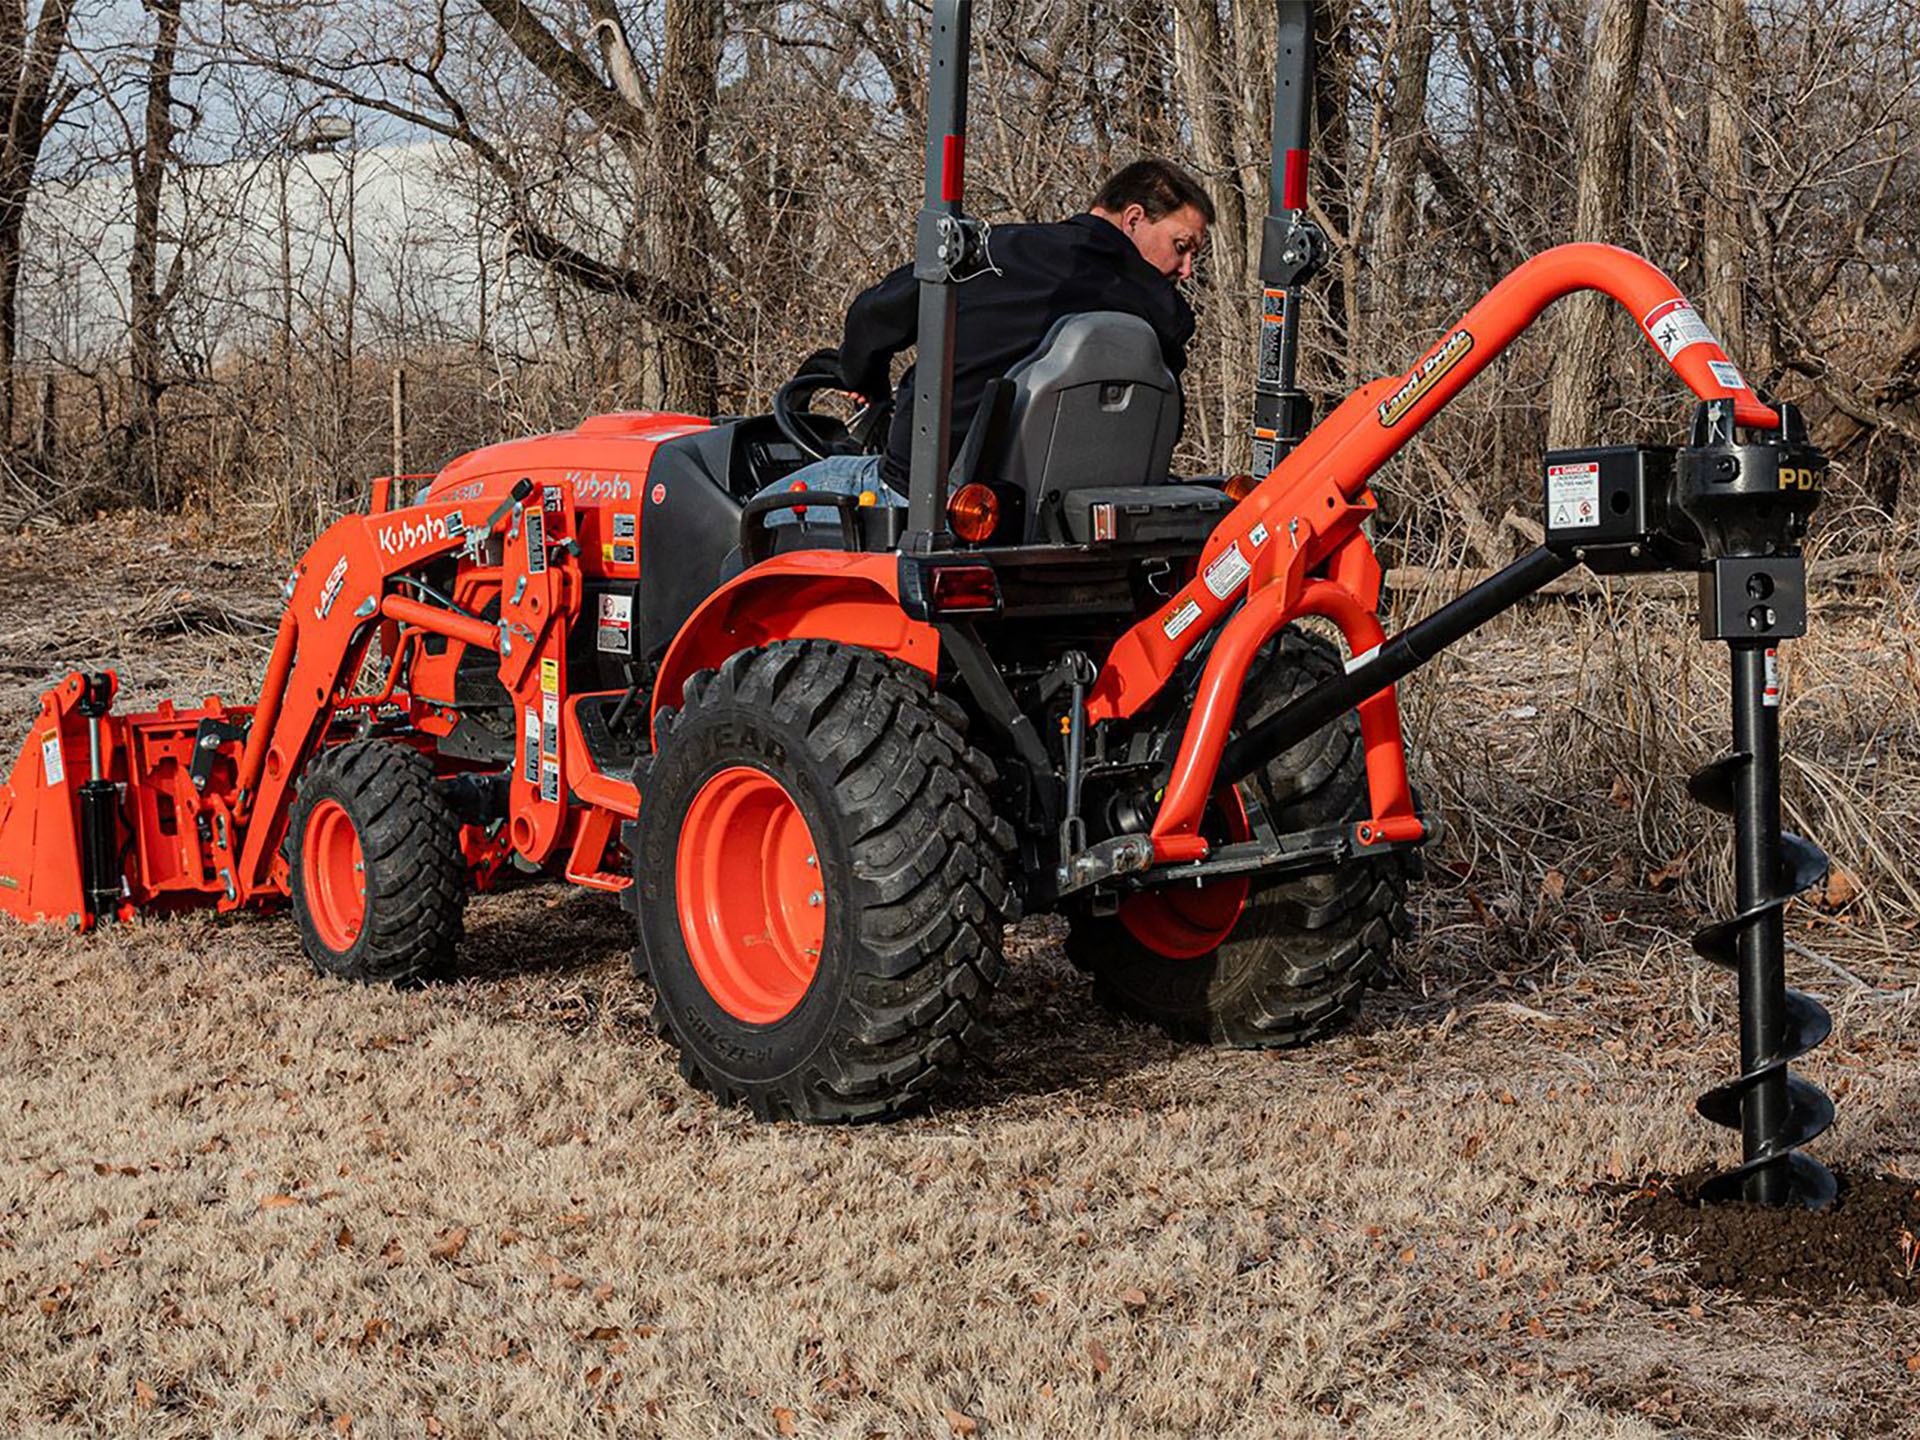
xmin=835 ymin=213 xmax=1196 ymax=493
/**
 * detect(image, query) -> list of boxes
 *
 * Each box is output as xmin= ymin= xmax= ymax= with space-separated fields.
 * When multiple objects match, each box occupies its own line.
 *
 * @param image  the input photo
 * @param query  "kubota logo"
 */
xmin=376 ymin=514 xmax=449 ymax=556
xmin=566 ymin=470 xmax=632 ymax=502
xmin=1378 ymin=329 xmax=1474 ymax=428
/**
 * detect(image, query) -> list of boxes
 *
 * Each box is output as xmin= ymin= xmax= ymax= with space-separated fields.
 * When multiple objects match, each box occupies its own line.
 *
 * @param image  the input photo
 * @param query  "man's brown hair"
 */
xmin=1091 ymin=158 xmax=1216 ymax=226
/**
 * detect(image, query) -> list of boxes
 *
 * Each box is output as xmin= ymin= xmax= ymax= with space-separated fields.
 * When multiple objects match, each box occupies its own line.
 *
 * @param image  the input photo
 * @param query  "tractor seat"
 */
xmin=951 ymin=310 xmax=1192 ymax=544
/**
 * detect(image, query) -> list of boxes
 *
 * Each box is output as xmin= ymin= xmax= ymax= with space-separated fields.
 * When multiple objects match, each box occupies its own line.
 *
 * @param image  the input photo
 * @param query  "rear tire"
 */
xmin=1068 ymin=627 xmax=1412 ymax=1046
xmin=286 ymin=741 xmax=467 ymax=984
xmin=635 ymin=640 xmax=1016 ymax=1122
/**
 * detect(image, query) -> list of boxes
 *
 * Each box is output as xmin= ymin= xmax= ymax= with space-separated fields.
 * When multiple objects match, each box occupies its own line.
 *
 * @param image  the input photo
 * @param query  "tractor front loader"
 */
xmin=0 ymin=3 xmax=1837 ymax=1207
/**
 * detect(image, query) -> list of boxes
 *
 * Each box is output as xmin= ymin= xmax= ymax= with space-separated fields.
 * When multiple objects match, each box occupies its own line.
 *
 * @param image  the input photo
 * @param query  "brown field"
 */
xmin=0 ymin=516 xmax=1916 ymax=1438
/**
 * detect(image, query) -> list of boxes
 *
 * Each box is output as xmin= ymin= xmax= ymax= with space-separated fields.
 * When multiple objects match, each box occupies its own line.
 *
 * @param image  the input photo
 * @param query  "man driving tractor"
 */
xmin=766 ymin=157 xmax=1214 ymax=520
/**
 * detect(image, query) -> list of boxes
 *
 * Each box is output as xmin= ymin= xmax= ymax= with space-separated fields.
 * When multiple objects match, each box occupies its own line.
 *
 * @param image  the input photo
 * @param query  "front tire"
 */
xmin=635 ymin=641 xmax=1016 ymax=1122
xmin=286 ymin=740 xmax=467 ymax=984
xmin=1068 ymin=627 xmax=1411 ymax=1046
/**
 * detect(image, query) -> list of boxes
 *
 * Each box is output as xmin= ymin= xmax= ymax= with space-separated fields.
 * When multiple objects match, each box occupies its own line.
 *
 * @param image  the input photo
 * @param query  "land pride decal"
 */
xmin=1378 ymin=329 xmax=1474 ymax=428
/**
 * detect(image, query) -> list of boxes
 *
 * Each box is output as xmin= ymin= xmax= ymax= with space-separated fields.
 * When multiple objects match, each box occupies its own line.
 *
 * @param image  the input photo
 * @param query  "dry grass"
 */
xmin=0 ymin=515 xmax=1917 ymax=1438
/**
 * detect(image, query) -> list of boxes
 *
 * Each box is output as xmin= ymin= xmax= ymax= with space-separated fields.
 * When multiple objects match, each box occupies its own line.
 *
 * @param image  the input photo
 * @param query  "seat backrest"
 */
xmin=988 ymin=311 xmax=1182 ymax=543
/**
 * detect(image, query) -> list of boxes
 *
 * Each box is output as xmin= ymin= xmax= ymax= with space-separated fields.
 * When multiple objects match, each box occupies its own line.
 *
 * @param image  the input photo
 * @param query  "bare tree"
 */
xmin=1548 ymin=0 xmax=1649 ymax=447
xmin=127 ymin=0 xmax=182 ymax=506
xmin=0 ymin=0 xmax=76 ymax=453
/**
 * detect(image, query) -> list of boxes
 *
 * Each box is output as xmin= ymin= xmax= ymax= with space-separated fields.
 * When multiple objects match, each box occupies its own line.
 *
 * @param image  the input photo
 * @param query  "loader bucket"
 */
xmin=0 ymin=672 xmax=109 ymax=929
xmin=0 ymin=670 xmax=258 ymax=930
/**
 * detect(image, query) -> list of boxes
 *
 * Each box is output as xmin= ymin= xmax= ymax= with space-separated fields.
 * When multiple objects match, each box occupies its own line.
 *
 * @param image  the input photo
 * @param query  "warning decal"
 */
xmin=1764 ymin=648 xmax=1780 ymax=708
xmin=525 ymin=507 xmax=547 ymax=574
xmin=596 ymin=592 xmax=633 ymax=654
xmin=540 ymin=657 xmax=559 ymax=695
xmin=1643 ymin=299 xmax=1720 ymax=362
xmin=1203 ymin=542 xmax=1251 ymax=600
xmin=522 ymin=708 xmax=539 ymax=783
xmin=1162 ymin=599 xmax=1203 ymax=643
xmin=40 ymin=734 xmax=64 ymax=786
xmin=1547 ymin=460 xmax=1601 ymax=530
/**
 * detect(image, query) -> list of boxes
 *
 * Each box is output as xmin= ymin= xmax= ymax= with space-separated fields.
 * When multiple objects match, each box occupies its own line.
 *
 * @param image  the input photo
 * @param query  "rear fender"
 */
xmin=649 ymin=552 xmax=938 ymax=735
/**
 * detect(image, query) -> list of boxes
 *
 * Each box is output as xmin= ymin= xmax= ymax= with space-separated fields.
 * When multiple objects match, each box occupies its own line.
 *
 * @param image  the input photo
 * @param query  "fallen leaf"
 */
xmin=1088 ymin=1338 xmax=1112 ymax=1375
xmin=428 ymin=1227 xmax=469 ymax=1263
xmin=1608 ymin=775 xmax=1633 ymax=810
xmin=943 ymin=1407 xmax=978 ymax=1436
xmin=1823 ymin=869 xmax=1862 ymax=909
xmin=1542 ymin=868 xmax=1566 ymax=900
xmin=257 ymin=1194 xmax=300 ymax=1210
xmin=332 ymin=1415 xmax=353 ymax=1435
xmin=133 ymin=1380 xmax=156 ymax=1407
xmin=1646 ymin=857 xmax=1687 ymax=891
xmin=1118 ymin=1287 xmax=1148 ymax=1313
xmin=773 ymin=1406 xmax=798 ymax=1436
xmin=1397 ymin=1247 xmax=1416 ymax=1265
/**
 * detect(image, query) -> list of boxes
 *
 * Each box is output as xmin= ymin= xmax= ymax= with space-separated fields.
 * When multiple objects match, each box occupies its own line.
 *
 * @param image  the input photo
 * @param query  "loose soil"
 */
xmin=1620 ymin=1171 xmax=1920 ymax=1306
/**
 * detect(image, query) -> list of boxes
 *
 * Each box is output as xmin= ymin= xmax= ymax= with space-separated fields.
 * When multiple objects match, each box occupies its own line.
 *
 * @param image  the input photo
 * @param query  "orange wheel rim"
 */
xmin=304 ymin=799 xmax=367 ymax=952
xmin=1119 ymin=788 xmax=1251 ymax=959
xmin=674 ymin=767 xmax=826 ymax=1024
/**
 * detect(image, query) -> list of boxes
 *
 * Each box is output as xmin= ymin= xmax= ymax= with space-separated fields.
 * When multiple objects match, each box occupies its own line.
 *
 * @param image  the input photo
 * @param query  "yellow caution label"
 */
xmin=540 ymin=657 xmax=559 ymax=695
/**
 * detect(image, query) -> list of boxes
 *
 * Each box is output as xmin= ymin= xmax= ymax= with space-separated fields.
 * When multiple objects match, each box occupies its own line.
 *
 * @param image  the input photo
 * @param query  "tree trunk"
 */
xmin=1548 ymin=0 xmax=1650 ymax=448
xmin=0 ymin=0 xmax=78 ymax=458
xmin=129 ymin=0 xmax=181 ymax=508
xmin=650 ymin=0 xmax=721 ymax=414
xmin=1379 ymin=0 xmax=1433 ymax=298
xmin=1703 ymin=0 xmax=1750 ymax=366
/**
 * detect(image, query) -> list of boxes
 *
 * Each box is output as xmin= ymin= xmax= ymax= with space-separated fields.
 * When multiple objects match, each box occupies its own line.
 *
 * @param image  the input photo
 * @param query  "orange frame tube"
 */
xmin=1111 ymin=243 xmax=1775 ymax=855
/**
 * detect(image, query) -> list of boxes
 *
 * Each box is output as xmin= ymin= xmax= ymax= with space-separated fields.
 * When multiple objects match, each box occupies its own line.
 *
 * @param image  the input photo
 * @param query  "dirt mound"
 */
xmin=1620 ymin=1170 xmax=1920 ymax=1306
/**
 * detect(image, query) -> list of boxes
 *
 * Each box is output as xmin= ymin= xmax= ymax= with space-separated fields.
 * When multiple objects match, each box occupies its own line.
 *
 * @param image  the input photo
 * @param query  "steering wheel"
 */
xmin=773 ymin=372 xmax=891 ymax=461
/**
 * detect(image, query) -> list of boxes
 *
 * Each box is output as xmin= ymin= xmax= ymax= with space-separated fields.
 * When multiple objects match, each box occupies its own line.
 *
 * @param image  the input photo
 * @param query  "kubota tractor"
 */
xmin=0 ymin=4 xmax=1839 ymax=1207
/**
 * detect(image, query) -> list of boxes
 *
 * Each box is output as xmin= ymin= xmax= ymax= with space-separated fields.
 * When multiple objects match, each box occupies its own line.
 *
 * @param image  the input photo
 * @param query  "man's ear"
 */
xmin=1120 ymin=202 xmax=1149 ymax=232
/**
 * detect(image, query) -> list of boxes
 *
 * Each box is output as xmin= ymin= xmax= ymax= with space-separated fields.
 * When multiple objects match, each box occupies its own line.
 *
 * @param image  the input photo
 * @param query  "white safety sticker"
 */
xmin=1547 ymin=460 xmax=1602 ymax=530
xmin=1764 ymin=648 xmax=1780 ymax=708
xmin=1643 ymin=299 xmax=1720 ymax=362
xmin=40 ymin=734 xmax=63 ymax=786
xmin=1249 ymin=521 xmax=1270 ymax=548
xmin=541 ymin=693 xmax=560 ymax=758
xmin=1708 ymin=359 xmax=1747 ymax=391
xmin=1162 ymin=599 xmax=1204 ymax=643
xmin=1203 ymin=542 xmax=1252 ymax=600
xmin=596 ymin=593 xmax=633 ymax=655
xmin=522 ymin=708 xmax=539 ymax=783
xmin=539 ymin=757 xmax=560 ymax=804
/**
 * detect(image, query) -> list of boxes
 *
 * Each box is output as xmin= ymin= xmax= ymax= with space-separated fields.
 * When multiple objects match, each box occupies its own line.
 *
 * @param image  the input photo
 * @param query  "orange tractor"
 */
xmin=0 ymin=5 xmax=1836 ymax=1206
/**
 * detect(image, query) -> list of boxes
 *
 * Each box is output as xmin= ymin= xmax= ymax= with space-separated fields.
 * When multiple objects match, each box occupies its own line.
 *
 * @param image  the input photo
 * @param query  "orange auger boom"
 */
xmin=1086 ymin=243 xmax=1778 ymax=864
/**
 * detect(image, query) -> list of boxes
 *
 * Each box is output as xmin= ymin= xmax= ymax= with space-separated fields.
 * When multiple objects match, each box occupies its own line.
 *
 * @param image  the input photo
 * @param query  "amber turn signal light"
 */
xmin=1223 ymin=473 xmax=1259 ymax=502
xmin=947 ymin=482 xmax=1001 ymax=543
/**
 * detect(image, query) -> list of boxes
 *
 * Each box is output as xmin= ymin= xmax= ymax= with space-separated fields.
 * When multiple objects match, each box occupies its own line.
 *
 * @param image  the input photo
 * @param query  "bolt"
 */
xmin=808 ymin=891 xmax=822 ymax=907
xmin=805 ymin=854 xmax=817 ymax=868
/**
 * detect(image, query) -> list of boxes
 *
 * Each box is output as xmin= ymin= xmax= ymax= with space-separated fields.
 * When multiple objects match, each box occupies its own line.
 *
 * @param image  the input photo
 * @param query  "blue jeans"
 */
xmin=755 ymin=454 xmax=906 ymax=527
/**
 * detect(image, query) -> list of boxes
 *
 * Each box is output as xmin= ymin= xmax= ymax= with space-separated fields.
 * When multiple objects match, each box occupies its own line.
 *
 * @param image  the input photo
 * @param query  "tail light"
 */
xmin=1223 ymin=473 xmax=1259 ymax=502
xmin=897 ymin=557 xmax=1001 ymax=619
xmin=947 ymin=483 xmax=1001 ymax=543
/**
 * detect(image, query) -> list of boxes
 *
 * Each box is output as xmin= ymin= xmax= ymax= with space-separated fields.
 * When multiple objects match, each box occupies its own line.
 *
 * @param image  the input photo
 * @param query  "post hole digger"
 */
xmin=0 ymin=4 xmax=1838 ymax=1206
